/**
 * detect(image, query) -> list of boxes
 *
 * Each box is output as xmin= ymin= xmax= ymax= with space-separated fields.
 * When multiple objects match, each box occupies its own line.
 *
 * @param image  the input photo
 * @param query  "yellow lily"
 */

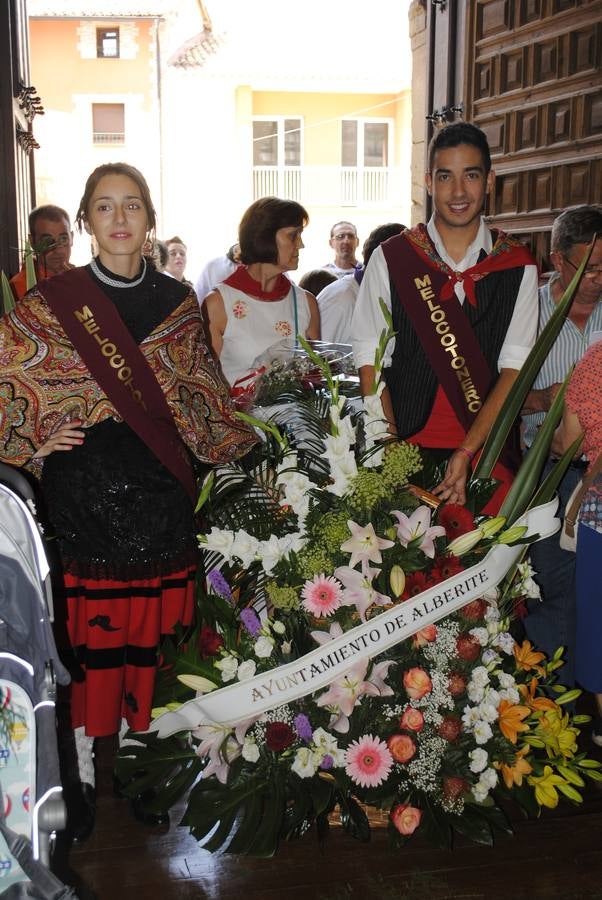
xmin=528 ymin=765 xmax=565 ymax=808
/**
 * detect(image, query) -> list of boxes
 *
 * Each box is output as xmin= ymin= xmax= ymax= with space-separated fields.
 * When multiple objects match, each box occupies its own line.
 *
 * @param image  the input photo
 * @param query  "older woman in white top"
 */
xmin=203 ymin=197 xmax=320 ymax=387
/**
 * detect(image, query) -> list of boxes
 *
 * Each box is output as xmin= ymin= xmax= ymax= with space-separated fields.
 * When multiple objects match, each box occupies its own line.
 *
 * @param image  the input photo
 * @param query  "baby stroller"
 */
xmin=0 ymin=462 xmax=74 ymax=898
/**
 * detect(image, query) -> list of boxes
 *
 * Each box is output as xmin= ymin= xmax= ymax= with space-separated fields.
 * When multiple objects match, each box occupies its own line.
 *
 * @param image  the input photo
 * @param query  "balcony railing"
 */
xmin=252 ymin=165 xmax=401 ymax=207
xmin=93 ymin=132 xmax=125 ymax=144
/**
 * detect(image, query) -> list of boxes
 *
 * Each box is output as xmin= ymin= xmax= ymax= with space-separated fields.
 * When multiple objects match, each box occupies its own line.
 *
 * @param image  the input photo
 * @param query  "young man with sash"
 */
xmin=352 ymin=122 xmax=538 ymax=510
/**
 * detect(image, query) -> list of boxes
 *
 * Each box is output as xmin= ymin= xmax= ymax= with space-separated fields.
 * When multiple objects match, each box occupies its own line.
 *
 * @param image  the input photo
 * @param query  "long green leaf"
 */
xmin=530 ymin=435 xmax=583 ymax=508
xmin=24 ymin=242 xmax=37 ymax=291
xmin=1 ymin=272 xmax=15 ymax=314
xmin=474 ymin=240 xmax=594 ymax=478
xmin=498 ymin=370 xmax=571 ymax=524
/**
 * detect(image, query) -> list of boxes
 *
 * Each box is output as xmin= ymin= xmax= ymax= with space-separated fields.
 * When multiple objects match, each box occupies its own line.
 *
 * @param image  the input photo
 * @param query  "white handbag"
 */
xmin=559 ymin=453 xmax=602 ymax=552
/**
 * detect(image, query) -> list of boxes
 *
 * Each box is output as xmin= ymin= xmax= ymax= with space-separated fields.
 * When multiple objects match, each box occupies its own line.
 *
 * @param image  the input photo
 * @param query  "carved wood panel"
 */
xmin=463 ymin=0 xmax=602 ymax=267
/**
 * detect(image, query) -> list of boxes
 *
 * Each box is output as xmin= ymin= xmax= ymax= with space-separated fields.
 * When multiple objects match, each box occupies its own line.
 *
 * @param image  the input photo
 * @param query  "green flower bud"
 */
xmin=389 ymin=565 xmax=406 ymax=597
xmin=497 ymin=525 xmax=528 ymax=545
xmin=446 ymin=528 xmax=483 ymax=557
xmin=478 ymin=516 xmax=506 ymax=539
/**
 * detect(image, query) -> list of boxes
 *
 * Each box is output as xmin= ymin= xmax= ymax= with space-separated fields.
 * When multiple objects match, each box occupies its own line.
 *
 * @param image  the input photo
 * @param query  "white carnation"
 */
xmin=469 ymin=748 xmax=488 ymax=773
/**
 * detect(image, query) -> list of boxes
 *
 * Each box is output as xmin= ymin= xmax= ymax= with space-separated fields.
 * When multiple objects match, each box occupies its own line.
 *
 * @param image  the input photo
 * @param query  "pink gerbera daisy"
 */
xmin=344 ymin=734 xmax=393 ymax=788
xmin=301 ymin=574 xmax=342 ymax=617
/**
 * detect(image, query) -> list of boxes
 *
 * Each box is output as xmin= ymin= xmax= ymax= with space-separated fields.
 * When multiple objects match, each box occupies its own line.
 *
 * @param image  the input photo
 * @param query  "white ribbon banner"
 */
xmin=150 ymin=499 xmax=558 ymax=738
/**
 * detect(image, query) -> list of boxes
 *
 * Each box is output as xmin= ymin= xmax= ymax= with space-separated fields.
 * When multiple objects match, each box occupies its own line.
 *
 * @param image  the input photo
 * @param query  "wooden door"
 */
xmin=425 ymin=0 xmax=602 ymax=269
xmin=0 ymin=0 xmax=40 ymax=284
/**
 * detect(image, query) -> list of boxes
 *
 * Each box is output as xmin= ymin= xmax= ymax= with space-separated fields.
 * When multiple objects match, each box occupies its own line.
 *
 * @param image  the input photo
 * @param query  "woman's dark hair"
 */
xmin=238 ymin=197 xmax=309 ymax=265
xmin=427 ymin=122 xmax=492 ymax=174
xmin=75 ymin=162 xmax=157 ymax=234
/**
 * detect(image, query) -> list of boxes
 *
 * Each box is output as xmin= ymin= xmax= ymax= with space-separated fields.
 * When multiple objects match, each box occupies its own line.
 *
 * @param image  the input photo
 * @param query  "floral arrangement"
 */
xmin=116 ymin=328 xmax=601 ymax=856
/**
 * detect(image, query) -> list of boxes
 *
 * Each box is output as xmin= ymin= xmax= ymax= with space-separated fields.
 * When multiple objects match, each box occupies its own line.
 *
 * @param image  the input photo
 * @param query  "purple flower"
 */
xmin=240 ymin=607 xmax=261 ymax=637
xmin=320 ymin=754 xmax=334 ymax=770
xmin=207 ymin=569 xmax=232 ymax=601
xmin=294 ymin=713 xmax=313 ymax=742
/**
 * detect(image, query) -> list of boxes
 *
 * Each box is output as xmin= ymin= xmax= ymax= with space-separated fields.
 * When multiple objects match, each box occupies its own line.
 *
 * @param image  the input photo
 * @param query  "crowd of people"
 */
xmin=0 ymin=122 xmax=600 ymax=844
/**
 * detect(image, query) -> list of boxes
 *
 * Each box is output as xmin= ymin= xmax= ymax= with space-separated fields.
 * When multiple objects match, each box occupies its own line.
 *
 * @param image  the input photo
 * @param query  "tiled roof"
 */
xmin=28 ymin=0 xmax=166 ymax=16
xmin=167 ymin=27 xmax=222 ymax=68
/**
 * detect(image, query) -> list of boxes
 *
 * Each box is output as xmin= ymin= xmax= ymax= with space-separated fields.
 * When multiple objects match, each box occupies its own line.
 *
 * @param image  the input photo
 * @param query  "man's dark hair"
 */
xmin=363 ymin=223 xmax=405 ymax=267
xmin=28 ymin=204 xmax=71 ymax=237
xmin=165 ymin=236 xmax=186 ymax=249
xmin=298 ymin=268 xmax=338 ymax=297
xmin=238 ymin=197 xmax=308 ymax=265
xmin=427 ymin=122 xmax=492 ymax=174
xmin=330 ymin=221 xmax=357 ymax=238
xmin=551 ymin=205 xmax=602 ymax=255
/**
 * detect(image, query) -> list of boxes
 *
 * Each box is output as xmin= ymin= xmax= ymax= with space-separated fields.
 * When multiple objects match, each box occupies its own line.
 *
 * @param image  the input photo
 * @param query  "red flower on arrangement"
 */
xmin=460 ymin=598 xmax=488 ymax=621
xmin=412 ymin=625 xmax=437 ymax=648
xmin=198 ymin=624 xmax=224 ymax=659
xmin=431 ymin=554 xmax=464 ymax=584
xmin=387 ymin=733 xmax=417 ymax=763
xmin=265 ymin=722 xmax=295 ymax=752
xmin=437 ymin=504 xmax=475 ymax=539
xmin=401 ymin=570 xmax=432 ymax=601
xmin=442 ymin=776 xmax=469 ymax=802
xmin=448 ymin=671 xmax=467 ymax=698
xmin=437 ymin=715 xmax=462 ymax=742
xmin=456 ymin=633 xmax=481 ymax=662
xmin=399 ymin=707 xmax=425 ymax=732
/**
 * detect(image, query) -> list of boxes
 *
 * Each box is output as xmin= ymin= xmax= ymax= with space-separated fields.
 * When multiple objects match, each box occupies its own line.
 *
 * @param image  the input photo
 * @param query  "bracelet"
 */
xmin=456 ymin=446 xmax=475 ymax=462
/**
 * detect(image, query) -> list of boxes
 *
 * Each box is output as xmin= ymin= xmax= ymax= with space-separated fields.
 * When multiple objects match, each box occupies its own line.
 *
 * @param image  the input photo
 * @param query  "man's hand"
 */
xmin=33 ymin=421 xmax=86 ymax=459
xmin=432 ymin=449 xmax=471 ymax=505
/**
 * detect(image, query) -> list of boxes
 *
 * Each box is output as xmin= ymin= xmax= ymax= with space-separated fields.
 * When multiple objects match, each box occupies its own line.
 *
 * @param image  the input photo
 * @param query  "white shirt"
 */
xmin=317 ymin=273 xmax=359 ymax=344
xmin=352 ymin=216 xmax=538 ymax=372
xmin=194 ymin=256 xmax=238 ymax=306
xmin=324 ymin=261 xmax=360 ymax=279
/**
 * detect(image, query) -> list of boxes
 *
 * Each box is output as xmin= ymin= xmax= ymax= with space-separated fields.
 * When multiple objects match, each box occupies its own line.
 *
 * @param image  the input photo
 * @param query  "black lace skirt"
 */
xmin=41 ymin=418 xmax=198 ymax=579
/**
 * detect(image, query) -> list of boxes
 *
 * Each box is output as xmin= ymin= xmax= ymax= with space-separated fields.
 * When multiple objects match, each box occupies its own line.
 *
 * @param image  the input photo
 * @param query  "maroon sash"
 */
xmin=40 ymin=268 xmax=197 ymax=502
xmin=382 ymin=234 xmax=492 ymax=430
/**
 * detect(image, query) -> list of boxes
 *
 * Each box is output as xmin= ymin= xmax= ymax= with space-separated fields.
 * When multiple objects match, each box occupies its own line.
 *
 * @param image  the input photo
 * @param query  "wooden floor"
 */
xmin=51 ymin=735 xmax=602 ymax=900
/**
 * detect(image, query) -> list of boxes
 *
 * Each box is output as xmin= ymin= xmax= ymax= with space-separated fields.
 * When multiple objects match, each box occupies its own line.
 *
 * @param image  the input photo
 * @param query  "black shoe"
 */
xmin=130 ymin=792 xmax=169 ymax=827
xmin=67 ymin=782 xmax=96 ymax=843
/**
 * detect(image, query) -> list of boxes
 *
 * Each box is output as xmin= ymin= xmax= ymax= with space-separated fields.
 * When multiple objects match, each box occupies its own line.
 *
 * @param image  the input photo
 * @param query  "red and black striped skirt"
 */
xmin=64 ymin=565 xmax=195 ymax=737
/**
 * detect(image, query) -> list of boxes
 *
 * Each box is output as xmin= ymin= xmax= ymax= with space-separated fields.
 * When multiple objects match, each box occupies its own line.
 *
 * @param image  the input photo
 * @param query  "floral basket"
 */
xmin=115 ymin=329 xmax=601 ymax=856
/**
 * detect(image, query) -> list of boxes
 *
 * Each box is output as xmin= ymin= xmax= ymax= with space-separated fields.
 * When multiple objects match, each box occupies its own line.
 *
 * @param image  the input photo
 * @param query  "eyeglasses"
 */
xmin=332 ymin=232 xmax=356 ymax=241
xmin=563 ymin=255 xmax=602 ymax=279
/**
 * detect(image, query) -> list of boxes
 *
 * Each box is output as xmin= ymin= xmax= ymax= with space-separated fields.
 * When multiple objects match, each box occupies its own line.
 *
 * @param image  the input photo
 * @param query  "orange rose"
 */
xmin=399 ymin=707 xmax=425 ymax=732
xmin=412 ymin=625 xmax=437 ymax=648
xmin=390 ymin=803 xmax=422 ymax=835
xmin=387 ymin=733 xmax=417 ymax=763
xmin=403 ymin=667 xmax=433 ymax=700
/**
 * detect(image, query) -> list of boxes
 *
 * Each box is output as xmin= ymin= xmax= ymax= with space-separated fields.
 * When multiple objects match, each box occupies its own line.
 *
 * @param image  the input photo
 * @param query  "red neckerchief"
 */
xmin=224 ymin=266 xmax=290 ymax=300
xmin=406 ymin=224 xmax=536 ymax=306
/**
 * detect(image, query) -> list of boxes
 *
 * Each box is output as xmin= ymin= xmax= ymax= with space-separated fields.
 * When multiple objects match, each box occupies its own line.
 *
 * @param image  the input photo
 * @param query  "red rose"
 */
xmin=399 ymin=707 xmax=425 ymax=732
xmin=403 ymin=667 xmax=433 ymax=700
xmin=387 ymin=733 xmax=417 ymax=763
xmin=461 ymin=598 xmax=488 ymax=621
xmin=412 ymin=625 xmax=437 ymax=648
xmin=391 ymin=803 xmax=422 ymax=835
xmin=442 ymin=776 xmax=469 ymax=802
xmin=265 ymin=721 xmax=295 ymax=752
xmin=198 ymin=624 xmax=224 ymax=659
xmin=438 ymin=504 xmax=475 ymax=539
xmin=437 ymin=715 xmax=462 ymax=742
xmin=456 ymin=633 xmax=481 ymax=662
xmin=448 ymin=671 xmax=467 ymax=698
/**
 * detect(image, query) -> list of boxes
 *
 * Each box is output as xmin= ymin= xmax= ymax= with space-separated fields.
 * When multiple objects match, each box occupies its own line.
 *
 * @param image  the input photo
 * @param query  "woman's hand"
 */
xmin=33 ymin=421 xmax=86 ymax=459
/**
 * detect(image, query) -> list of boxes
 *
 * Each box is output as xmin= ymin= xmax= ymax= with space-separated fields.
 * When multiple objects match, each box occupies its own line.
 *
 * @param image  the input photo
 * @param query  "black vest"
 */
xmin=384 ymin=252 xmax=525 ymax=440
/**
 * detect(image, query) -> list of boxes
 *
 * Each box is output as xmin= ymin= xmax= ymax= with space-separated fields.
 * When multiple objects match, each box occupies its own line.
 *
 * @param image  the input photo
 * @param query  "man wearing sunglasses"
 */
xmin=9 ymin=204 xmax=74 ymax=301
xmin=523 ymin=204 xmax=602 ymax=688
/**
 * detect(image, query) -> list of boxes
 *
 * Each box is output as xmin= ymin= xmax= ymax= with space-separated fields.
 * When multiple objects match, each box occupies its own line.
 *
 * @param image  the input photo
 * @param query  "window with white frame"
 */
xmin=341 ymin=119 xmax=391 ymax=203
xmin=252 ymin=117 xmax=302 ymax=200
xmin=92 ymin=103 xmax=125 ymax=144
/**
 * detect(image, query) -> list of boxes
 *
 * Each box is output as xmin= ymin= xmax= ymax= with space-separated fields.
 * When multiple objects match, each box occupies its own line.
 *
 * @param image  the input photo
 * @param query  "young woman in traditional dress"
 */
xmin=0 ymin=163 xmax=256 ymax=836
